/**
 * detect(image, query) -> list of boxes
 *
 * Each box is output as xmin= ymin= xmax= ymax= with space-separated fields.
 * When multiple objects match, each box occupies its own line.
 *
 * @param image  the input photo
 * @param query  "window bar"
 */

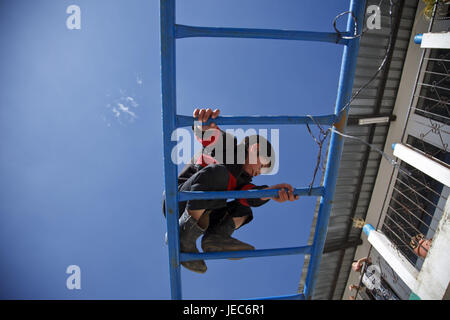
xmin=402 ymin=169 xmax=448 ymax=200
xmin=414 ymin=95 xmax=450 ymax=105
xmin=395 ymin=178 xmax=445 ymax=213
xmin=382 ymin=217 xmax=419 ymax=258
xmin=392 ymin=186 xmax=441 ymax=225
xmin=410 ymin=107 xmax=450 ymax=122
xmin=423 ymin=70 xmax=450 ymax=77
xmin=387 ymin=202 xmax=429 ymax=235
xmin=418 ymin=82 xmax=450 ymax=92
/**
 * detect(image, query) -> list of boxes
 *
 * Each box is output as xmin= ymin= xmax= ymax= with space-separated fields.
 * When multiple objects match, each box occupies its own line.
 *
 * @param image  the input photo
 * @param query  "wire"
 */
xmin=329 ymin=128 xmax=411 ymax=175
xmin=306 ymin=116 xmax=330 ymax=193
xmin=307 ymin=0 xmax=399 ymax=190
xmin=333 ymin=11 xmax=362 ymax=40
xmin=350 ymin=0 xmax=443 ymax=300
xmin=338 ymin=0 xmax=397 ymax=118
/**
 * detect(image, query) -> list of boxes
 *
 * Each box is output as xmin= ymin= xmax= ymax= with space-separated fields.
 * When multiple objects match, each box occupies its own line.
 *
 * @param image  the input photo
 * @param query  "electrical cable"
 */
xmin=307 ymin=0 xmax=399 ymax=189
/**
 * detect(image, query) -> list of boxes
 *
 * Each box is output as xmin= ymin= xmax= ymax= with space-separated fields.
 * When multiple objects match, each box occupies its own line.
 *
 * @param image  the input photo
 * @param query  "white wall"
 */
xmin=343 ymin=0 xmax=441 ymax=300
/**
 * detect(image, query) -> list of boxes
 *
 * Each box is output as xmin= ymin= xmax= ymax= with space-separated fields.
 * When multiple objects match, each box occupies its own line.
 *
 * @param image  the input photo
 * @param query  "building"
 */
xmin=298 ymin=0 xmax=449 ymax=300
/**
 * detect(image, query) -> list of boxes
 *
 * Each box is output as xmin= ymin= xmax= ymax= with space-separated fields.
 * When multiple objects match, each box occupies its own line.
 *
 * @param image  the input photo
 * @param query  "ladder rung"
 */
xmin=175 ymin=24 xmax=348 ymax=45
xmin=247 ymin=293 xmax=305 ymax=300
xmin=180 ymin=245 xmax=312 ymax=262
xmin=178 ymin=187 xmax=324 ymax=202
xmin=176 ymin=114 xmax=337 ymax=128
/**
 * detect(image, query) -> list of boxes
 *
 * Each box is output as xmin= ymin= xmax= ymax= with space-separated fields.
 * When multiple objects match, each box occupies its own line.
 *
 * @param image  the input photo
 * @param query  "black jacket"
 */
xmin=177 ymin=126 xmax=270 ymax=208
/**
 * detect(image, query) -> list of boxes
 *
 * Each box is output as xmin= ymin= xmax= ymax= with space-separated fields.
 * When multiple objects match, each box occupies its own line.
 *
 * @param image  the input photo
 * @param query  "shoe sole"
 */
xmin=181 ymin=261 xmax=207 ymax=274
xmin=202 ymin=244 xmax=255 ymax=260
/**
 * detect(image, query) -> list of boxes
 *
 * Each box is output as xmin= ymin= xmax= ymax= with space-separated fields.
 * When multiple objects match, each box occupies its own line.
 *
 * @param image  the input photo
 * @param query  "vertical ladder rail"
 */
xmin=160 ymin=0 xmax=182 ymax=300
xmin=302 ymin=0 xmax=366 ymax=300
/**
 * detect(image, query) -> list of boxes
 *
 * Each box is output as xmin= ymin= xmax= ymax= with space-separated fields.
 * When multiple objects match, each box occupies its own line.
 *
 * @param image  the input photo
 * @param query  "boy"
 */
xmin=164 ymin=108 xmax=299 ymax=273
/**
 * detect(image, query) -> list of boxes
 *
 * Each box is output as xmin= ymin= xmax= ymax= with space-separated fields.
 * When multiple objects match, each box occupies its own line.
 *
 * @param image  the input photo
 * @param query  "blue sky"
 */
xmin=0 ymin=0 xmax=350 ymax=299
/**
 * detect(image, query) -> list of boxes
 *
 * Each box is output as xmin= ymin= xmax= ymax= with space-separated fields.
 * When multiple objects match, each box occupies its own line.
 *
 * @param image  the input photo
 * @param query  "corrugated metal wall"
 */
xmin=298 ymin=0 xmax=419 ymax=300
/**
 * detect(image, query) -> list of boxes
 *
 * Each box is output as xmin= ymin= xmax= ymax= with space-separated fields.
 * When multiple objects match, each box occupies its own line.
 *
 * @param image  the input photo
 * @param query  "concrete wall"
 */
xmin=413 ymin=200 xmax=450 ymax=299
xmin=343 ymin=0 xmax=450 ymax=300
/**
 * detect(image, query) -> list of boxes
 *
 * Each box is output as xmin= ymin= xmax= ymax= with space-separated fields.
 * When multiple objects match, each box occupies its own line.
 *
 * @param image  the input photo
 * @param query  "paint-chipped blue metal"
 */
xmin=176 ymin=114 xmax=338 ymax=128
xmin=181 ymin=245 xmax=313 ymax=262
xmin=175 ymin=24 xmax=350 ymax=45
xmin=302 ymin=0 xmax=366 ymax=300
xmin=160 ymin=0 xmax=182 ymax=300
xmin=178 ymin=187 xmax=324 ymax=202
xmin=363 ymin=224 xmax=375 ymax=236
xmin=414 ymin=34 xmax=423 ymax=44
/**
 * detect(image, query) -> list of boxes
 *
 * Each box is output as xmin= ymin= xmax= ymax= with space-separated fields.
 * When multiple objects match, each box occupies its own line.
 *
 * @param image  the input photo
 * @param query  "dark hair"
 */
xmin=239 ymin=134 xmax=276 ymax=174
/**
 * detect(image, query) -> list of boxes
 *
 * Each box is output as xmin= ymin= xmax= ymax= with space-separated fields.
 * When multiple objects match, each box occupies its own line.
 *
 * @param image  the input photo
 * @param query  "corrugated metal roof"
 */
xmin=298 ymin=0 xmax=419 ymax=300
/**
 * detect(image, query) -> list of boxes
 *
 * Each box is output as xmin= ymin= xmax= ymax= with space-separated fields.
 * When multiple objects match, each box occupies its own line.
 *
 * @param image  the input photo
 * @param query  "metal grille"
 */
xmin=415 ymin=49 xmax=450 ymax=127
xmin=381 ymin=45 xmax=450 ymax=271
xmin=298 ymin=0 xmax=420 ymax=300
xmin=382 ymin=137 xmax=448 ymax=269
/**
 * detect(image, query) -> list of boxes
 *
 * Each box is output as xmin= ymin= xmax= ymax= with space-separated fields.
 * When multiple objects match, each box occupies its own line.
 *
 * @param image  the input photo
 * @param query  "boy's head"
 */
xmin=240 ymin=135 xmax=275 ymax=177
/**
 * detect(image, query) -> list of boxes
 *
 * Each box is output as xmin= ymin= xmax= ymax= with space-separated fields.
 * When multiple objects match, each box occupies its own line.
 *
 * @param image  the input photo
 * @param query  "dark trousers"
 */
xmin=163 ymin=164 xmax=254 ymax=229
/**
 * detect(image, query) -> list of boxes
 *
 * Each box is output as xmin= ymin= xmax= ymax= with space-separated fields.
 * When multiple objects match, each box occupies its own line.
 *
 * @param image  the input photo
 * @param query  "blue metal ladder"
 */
xmin=160 ymin=0 xmax=366 ymax=300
